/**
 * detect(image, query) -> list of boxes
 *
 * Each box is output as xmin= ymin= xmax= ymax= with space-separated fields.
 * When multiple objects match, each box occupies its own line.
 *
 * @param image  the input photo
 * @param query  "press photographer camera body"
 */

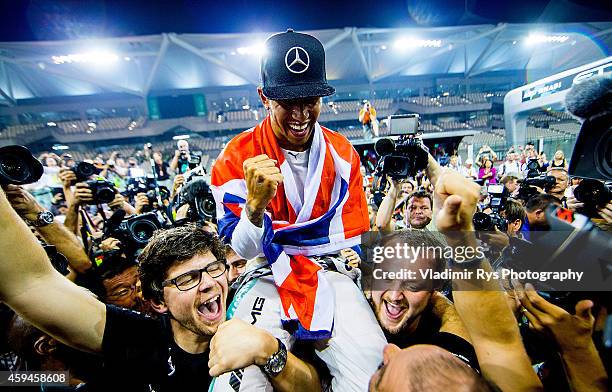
xmin=123 ymin=176 xmax=171 ymax=213
xmin=171 ymin=166 xmax=216 ymax=226
xmin=473 ymin=183 xmax=510 ymax=231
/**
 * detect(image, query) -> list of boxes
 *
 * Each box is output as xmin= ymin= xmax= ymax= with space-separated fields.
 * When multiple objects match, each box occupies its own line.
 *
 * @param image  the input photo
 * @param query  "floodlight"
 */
xmin=524 ymin=34 xmax=569 ymax=46
xmin=393 ymin=37 xmax=442 ymax=50
xmin=51 ymin=50 xmax=121 ymax=65
xmin=172 ymin=135 xmax=191 ymax=140
xmin=236 ymin=42 xmax=267 ymax=56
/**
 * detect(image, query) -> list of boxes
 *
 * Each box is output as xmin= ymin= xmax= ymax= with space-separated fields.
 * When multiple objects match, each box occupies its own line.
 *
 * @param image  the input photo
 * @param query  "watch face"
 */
xmin=40 ymin=211 xmax=54 ymax=224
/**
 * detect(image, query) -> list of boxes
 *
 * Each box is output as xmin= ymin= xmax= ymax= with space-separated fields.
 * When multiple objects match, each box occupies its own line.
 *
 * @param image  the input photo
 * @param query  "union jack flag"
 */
xmin=211 ymin=116 xmax=369 ymax=339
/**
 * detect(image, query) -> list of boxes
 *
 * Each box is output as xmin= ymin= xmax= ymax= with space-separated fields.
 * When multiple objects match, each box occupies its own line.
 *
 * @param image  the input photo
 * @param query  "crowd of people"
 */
xmin=0 ymin=29 xmax=610 ymax=392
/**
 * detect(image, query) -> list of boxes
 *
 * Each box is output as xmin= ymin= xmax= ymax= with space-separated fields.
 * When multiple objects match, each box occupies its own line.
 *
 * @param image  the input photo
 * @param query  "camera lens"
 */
xmin=374 ymin=138 xmax=395 ymax=156
xmin=0 ymin=145 xmax=43 ymax=185
xmin=129 ymin=219 xmax=158 ymax=244
xmin=574 ymin=179 xmax=610 ymax=207
xmin=0 ymin=152 xmax=29 ymax=183
xmin=385 ymin=156 xmax=409 ymax=178
xmin=472 ymin=212 xmax=493 ymax=231
xmin=76 ymin=162 xmax=96 ymax=178
xmin=96 ymin=187 xmax=116 ymax=204
xmin=203 ymin=197 xmax=216 ymax=216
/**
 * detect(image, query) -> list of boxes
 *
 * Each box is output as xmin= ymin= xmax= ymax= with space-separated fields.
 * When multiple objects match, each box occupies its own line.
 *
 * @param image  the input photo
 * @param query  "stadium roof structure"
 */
xmin=0 ymin=22 xmax=610 ymax=105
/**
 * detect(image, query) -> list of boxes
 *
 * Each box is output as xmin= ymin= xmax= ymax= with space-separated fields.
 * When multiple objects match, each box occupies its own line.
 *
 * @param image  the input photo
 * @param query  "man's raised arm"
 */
xmin=0 ymin=187 xmax=106 ymax=354
xmin=229 ymin=154 xmax=283 ymax=259
xmin=433 ymin=169 xmax=543 ymax=392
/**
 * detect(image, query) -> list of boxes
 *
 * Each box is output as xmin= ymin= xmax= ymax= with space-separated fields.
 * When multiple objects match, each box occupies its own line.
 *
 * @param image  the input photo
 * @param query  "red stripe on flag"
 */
xmin=277 ymin=255 xmax=321 ymax=330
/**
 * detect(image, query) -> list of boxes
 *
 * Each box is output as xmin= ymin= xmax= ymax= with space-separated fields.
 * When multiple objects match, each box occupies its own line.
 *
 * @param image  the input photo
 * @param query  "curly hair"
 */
xmin=138 ymin=224 xmax=226 ymax=303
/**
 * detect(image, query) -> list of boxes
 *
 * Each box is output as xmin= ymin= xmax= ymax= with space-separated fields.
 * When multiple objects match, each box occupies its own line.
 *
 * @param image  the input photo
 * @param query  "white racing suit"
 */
xmin=210 ymin=256 xmax=387 ymax=392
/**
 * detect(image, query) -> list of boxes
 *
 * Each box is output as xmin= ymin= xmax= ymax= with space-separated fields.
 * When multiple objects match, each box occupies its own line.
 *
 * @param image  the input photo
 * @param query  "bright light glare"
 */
xmin=393 ymin=38 xmax=442 ymax=50
xmin=525 ymin=34 xmax=569 ymax=46
xmin=51 ymin=51 xmax=120 ymax=65
xmin=172 ymin=134 xmax=190 ymax=140
xmin=236 ymin=42 xmax=267 ymax=56
xmin=52 ymin=145 xmax=69 ymax=150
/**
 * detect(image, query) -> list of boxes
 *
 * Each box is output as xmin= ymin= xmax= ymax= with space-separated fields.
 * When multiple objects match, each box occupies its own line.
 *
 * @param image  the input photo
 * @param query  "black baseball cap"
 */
xmin=261 ymin=29 xmax=335 ymax=100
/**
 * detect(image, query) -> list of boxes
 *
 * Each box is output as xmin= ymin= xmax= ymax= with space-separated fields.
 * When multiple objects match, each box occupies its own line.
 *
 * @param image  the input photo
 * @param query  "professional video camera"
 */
xmin=84 ymin=179 xmax=116 ymax=205
xmin=0 ymin=145 xmax=43 ymax=185
xmin=373 ymin=114 xmax=429 ymax=183
xmin=573 ymin=178 xmax=612 ymax=218
xmin=70 ymin=161 xmax=101 ymax=184
xmin=472 ymin=184 xmax=509 ymax=231
xmin=516 ymin=159 xmax=556 ymax=201
xmin=103 ymin=210 xmax=163 ymax=255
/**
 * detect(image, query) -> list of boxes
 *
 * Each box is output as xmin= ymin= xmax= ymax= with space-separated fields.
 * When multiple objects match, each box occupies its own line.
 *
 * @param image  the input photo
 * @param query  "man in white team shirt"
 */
xmin=211 ymin=30 xmax=386 ymax=392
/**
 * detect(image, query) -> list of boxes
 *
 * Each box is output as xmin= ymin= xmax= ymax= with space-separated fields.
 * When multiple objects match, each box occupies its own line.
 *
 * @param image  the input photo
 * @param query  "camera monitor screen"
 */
xmin=388 ymin=114 xmax=419 ymax=135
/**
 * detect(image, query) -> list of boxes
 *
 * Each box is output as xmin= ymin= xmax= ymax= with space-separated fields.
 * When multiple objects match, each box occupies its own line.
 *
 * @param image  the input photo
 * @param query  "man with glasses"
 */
xmin=0 ymin=188 xmax=321 ymax=392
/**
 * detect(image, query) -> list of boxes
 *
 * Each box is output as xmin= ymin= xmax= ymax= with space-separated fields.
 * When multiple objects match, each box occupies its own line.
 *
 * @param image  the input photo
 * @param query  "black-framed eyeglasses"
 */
xmin=162 ymin=260 xmax=226 ymax=291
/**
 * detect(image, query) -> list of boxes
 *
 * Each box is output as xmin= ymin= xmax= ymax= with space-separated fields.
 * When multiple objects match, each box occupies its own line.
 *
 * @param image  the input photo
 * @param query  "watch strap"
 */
xmin=261 ymin=338 xmax=287 ymax=378
xmin=26 ymin=211 xmax=54 ymax=227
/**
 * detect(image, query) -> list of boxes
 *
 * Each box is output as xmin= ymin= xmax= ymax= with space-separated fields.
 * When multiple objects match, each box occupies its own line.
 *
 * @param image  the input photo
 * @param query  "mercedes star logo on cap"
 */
xmin=285 ymin=47 xmax=310 ymax=74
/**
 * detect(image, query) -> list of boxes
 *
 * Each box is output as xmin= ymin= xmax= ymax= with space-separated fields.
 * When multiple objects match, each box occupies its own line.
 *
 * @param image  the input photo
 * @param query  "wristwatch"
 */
xmin=261 ymin=338 xmax=287 ymax=378
xmin=25 ymin=210 xmax=54 ymax=227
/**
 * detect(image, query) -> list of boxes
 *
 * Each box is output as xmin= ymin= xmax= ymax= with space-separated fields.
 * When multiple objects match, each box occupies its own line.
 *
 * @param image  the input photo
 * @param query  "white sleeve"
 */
xmin=230 ymin=208 xmax=265 ymax=259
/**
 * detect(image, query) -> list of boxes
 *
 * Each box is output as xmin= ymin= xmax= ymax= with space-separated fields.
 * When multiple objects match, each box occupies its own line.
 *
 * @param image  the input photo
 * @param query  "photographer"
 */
xmin=359 ymin=101 xmax=377 ymax=140
xmin=170 ymin=139 xmax=191 ymax=174
xmin=522 ymin=193 xmax=562 ymax=236
xmin=545 ymin=167 xmax=569 ymax=201
xmin=501 ymin=174 xmax=520 ymax=197
xmin=3 ymin=184 xmax=91 ymax=276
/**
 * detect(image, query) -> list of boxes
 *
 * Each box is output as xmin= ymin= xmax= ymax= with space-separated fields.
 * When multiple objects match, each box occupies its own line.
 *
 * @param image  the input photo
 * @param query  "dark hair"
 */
xmin=504 ymin=199 xmax=526 ymax=223
xmin=138 ymin=224 xmax=226 ymax=303
xmin=525 ymin=193 xmax=561 ymax=213
xmin=408 ymin=190 xmax=433 ymax=209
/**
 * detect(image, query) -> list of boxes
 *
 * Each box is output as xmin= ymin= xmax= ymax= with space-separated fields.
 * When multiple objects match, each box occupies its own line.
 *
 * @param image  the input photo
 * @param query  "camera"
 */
xmin=123 ymin=177 xmax=170 ymax=211
xmin=42 ymin=243 xmax=69 ymax=276
xmin=85 ymin=179 xmax=116 ymax=205
xmin=374 ymin=114 xmax=429 ymax=181
xmin=70 ymin=161 xmax=101 ymax=184
xmin=516 ymin=159 xmax=556 ymax=201
xmin=176 ymin=178 xmax=216 ymax=222
xmin=0 ymin=145 xmax=43 ymax=185
xmin=472 ymin=184 xmax=509 ymax=231
xmin=573 ymin=178 xmax=612 ymax=218
xmin=187 ymin=153 xmax=202 ymax=171
xmin=486 ymin=184 xmax=508 ymax=210
xmin=473 ymin=211 xmax=508 ymax=231
xmin=105 ymin=211 xmax=163 ymax=252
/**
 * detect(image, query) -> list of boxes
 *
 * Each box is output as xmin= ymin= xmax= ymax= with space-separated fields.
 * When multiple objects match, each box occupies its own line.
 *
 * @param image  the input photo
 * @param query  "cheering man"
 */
xmin=211 ymin=29 xmax=386 ymax=391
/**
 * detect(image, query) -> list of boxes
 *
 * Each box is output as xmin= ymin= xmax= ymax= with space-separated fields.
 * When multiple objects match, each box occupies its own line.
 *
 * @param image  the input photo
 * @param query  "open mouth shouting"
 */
xmin=383 ymin=299 xmax=407 ymax=321
xmin=197 ymin=294 xmax=222 ymax=323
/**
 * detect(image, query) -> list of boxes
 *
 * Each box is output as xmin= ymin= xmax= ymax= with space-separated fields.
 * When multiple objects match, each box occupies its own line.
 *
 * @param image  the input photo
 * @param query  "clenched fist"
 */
xmin=244 ymin=154 xmax=283 ymax=226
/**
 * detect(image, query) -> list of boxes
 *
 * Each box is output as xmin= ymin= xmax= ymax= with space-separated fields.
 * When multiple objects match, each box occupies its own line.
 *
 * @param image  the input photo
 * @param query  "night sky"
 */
xmin=0 ymin=0 xmax=609 ymax=42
